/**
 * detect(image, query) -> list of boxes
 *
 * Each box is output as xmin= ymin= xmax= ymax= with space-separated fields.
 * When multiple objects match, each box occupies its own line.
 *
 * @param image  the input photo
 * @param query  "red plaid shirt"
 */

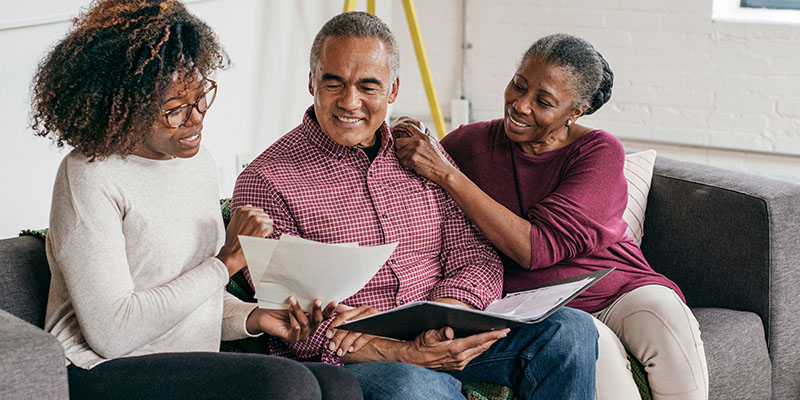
xmin=232 ymin=107 xmax=503 ymax=365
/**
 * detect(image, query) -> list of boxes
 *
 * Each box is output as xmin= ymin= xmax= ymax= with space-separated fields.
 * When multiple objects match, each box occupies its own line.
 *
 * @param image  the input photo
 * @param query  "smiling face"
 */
xmin=503 ymin=57 xmax=584 ymax=155
xmin=134 ymin=76 xmax=209 ymax=160
xmin=309 ymin=35 xmax=399 ymax=148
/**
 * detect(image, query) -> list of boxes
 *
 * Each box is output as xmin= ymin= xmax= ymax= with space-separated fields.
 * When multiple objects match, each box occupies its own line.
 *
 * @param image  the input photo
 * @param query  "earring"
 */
xmin=565 ymin=120 xmax=573 ymax=127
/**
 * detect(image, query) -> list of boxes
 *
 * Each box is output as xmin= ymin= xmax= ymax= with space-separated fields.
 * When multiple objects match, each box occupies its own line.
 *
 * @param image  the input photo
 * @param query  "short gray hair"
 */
xmin=309 ymin=11 xmax=400 ymax=82
xmin=520 ymin=33 xmax=613 ymax=115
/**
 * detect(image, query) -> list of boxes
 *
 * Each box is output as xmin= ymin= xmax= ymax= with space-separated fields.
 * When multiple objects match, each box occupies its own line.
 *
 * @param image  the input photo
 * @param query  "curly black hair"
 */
xmin=31 ymin=0 xmax=229 ymax=160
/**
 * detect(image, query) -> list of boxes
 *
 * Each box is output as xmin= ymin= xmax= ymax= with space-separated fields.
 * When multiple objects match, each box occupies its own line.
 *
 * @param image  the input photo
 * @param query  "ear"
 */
xmin=387 ymin=77 xmax=400 ymax=104
xmin=308 ymin=72 xmax=314 ymax=96
xmin=568 ymin=106 xmax=585 ymax=125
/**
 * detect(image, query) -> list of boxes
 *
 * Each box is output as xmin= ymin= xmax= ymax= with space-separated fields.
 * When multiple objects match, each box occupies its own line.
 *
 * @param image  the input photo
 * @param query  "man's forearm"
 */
xmin=339 ymin=337 xmax=408 ymax=364
xmin=432 ymin=297 xmax=475 ymax=309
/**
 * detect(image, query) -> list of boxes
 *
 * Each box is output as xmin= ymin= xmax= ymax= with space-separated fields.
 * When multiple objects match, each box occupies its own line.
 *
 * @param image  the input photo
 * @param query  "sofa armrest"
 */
xmin=641 ymin=156 xmax=800 ymax=399
xmin=0 ymin=309 xmax=69 ymax=400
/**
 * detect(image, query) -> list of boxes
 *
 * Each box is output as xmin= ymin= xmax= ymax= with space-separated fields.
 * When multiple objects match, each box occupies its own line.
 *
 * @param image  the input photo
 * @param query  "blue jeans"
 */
xmin=344 ymin=307 xmax=598 ymax=400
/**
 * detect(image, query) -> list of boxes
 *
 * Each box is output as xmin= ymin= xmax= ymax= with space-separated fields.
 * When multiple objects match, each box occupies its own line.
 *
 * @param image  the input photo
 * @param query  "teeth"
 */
xmin=182 ymin=134 xmax=199 ymax=141
xmin=510 ymin=116 xmax=530 ymax=128
xmin=337 ymin=116 xmax=360 ymax=123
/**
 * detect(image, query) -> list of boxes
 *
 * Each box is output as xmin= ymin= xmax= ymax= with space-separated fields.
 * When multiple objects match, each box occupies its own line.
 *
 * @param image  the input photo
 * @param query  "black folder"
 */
xmin=338 ymin=267 xmax=614 ymax=341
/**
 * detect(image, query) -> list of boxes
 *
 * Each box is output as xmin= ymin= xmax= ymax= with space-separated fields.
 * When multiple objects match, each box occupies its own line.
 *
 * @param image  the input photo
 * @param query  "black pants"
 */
xmin=67 ymin=352 xmax=363 ymax=400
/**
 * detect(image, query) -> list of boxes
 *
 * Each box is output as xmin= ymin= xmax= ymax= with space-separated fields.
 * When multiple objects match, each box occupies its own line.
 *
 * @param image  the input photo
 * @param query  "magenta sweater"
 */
xmin=440 ymin=119 xmax=683 ymax=312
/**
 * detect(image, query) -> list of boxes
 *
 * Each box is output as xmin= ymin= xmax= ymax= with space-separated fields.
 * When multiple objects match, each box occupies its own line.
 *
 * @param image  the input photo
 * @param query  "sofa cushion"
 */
xmin=0 ymin=236 xmax=51 ymax=327
xmin=622 ymin=150 xmax=656 ymax=246
xmin=0 ymin=309 xmax=68 ymax=399
xmin=693 ymin=307 xmax=771 ymax=400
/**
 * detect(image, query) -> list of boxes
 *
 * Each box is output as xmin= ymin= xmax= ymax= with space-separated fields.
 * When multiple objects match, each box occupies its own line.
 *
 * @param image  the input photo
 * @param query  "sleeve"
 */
xmin=221 ymin=291 xmax=260 ymax=340
xmin=527 ymin=135 xmax=629 ymax=270
xmin=231 ymin=166 xmax=343 ymax=364
xmin=428 ymin=145 xmax=504 ymax=310
xmin=47 ymin=158 xmax=230 ymax=359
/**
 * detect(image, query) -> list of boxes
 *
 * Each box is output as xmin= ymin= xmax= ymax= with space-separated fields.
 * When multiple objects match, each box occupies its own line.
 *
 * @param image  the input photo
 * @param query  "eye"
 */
xmin=361 ymin=86 xmax=379 ymax=93
xmin=164 ymin=106 xmax=183 ymax=117
xmin=324 ymin=83 xmax=344 ymax=90
xmin=512 ymin=81 xmax=526 ymax=92
xmin=537 ymin=98 xmax=554 ymax=108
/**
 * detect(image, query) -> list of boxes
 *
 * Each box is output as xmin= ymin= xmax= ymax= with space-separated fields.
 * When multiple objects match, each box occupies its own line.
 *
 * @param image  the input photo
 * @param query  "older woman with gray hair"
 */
xmin=394 ymin=33 xmax=708 ymax=400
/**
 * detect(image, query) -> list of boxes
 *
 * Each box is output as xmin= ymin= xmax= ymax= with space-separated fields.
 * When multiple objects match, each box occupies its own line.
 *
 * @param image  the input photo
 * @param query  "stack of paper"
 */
xmin=238 ymin=235 xmax=398 ymax=312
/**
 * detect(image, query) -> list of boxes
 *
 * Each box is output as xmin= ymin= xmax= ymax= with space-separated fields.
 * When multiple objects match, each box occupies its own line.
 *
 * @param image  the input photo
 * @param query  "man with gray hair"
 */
xmin=233 ymin=11 xmax=598 ymax=399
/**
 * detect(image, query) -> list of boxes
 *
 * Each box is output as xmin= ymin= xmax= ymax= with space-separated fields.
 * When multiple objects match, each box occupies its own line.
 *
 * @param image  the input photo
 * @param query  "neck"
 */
xmin=519 ymin=126 xmax=570 ymax=155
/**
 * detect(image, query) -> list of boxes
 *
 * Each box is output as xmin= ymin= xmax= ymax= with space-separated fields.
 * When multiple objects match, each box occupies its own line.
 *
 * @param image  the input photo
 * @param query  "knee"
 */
xmin=621 ymin=296 xmax=699 ymax=339
xmin=247 ymin=357 xmax=322 ymax=399
xmin=552 ymin=307 xmax=599 ymax=347
xmin=306 ymin=363 xmax=363 ymax=400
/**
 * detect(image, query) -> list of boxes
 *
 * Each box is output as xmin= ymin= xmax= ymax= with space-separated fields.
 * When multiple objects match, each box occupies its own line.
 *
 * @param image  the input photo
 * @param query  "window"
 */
xmin=741 ymin=0 xmax=800 ymax=10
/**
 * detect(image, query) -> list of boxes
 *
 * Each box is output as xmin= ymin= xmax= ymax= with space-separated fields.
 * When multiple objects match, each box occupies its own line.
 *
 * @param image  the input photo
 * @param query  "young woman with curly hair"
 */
xmin=32 ymin=1 xmax=362 ymax=399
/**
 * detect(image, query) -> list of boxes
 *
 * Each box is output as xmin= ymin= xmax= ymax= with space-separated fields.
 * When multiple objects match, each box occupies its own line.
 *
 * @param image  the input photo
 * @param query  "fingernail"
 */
xmin=315 ymin=299 xmax=321 ymax=307
xmin=336 ymin=349 xmax=344 ymax=356
xmin=328 ymin=342 xmax=335 ymax=351
xmin=326 ymin=330 xmax=333 ymax=339
xmin=349 ymin=346 xmax=354 ymax=353
xmin=289 ymin=296 xmax=297 ymax=305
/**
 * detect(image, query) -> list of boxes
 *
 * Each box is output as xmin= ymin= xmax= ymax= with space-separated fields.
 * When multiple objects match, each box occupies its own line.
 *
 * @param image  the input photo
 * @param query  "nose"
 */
xmin=338 ymin=85 xmax=361 ymax=111
xmin=183 ymin=105 xmax=205 ymax=127
xmin=512 ymin=95 xmax=533 ymax=115
xmin=511 ymin=89 xmax=537 ymax=115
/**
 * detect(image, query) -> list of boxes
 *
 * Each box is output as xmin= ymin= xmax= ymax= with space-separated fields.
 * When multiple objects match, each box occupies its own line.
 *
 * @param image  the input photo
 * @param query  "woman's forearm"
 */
xmin=437 ymin=167 xmax=533 ymax=269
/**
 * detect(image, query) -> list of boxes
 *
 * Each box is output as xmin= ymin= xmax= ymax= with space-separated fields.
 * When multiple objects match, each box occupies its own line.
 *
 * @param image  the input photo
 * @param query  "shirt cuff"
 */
xmin=429 ymin=284 xmax=497 ymax=310
xmin=222 ymin=297 xmax=262 ymax=340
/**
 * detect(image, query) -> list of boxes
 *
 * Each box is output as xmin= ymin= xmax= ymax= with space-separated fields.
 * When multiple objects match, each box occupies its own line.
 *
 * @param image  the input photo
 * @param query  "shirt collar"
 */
xmin=301 ymin=106 xmax=394 ymax=160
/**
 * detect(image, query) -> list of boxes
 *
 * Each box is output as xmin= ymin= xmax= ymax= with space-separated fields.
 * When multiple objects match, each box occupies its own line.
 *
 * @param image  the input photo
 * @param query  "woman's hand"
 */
xmin=391 ymin=116 xmax=431 ymax=139
xmin=326 ymin=304 xmax=379 ymax=357
xmin=392 ymin=116 xmax=455 ymax=184
xmin=216 ymin=205 xmax=273 ymax=277
xmin=246 ymin=296 xmax=338 ymax=343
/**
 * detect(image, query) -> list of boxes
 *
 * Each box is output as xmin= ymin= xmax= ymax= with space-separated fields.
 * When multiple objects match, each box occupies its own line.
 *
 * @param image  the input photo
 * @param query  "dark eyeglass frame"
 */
xmin=161 ymin=78 xmax=218 ymax=128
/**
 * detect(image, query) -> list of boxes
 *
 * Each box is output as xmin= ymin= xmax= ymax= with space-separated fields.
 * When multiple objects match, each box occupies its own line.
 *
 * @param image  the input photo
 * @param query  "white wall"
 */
xmin=0 ymin=0 xmax=353 ymax=237
xmin=2 ymin=0 xmax=799 ymax=237
xmin=389 ymin=0 xmax=800 ymax=183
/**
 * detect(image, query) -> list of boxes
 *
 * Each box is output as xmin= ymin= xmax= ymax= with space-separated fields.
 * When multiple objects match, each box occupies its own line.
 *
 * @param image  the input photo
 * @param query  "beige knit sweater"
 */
xmin=44 ymin=147 xmax=257 ymax=369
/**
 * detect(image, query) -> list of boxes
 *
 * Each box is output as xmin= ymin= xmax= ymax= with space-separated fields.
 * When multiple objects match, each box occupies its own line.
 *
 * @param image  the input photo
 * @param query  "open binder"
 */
xmin=338 ymin=267 xmax=614 ymax=341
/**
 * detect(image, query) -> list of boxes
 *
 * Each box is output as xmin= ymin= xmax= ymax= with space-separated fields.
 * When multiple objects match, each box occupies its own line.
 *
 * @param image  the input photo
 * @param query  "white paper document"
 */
xmin=484 ymin=277 xmax=594 ymax=321
xmin=238 ymin=235 xmax=397 ymax=312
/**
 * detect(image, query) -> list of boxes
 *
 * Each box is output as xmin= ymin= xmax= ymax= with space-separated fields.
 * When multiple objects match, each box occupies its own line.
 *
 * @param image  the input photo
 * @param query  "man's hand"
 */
xmin=246 ymin=296 xmax=337 ymax=343
xmin=340 ymin=325 xmax=509 ymax=370
xmin=217 ymin=205 xmax=273 ymax=277
xmin=404 ymin=326 xmax=509 ymax=371
xmin=326 ymin=304 xmax=380 ymax=357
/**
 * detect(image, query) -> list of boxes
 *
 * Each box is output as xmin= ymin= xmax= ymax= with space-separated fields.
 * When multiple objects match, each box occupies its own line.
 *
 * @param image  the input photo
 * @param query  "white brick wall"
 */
xmin=390 ymin=0 xmax=800 ymax=183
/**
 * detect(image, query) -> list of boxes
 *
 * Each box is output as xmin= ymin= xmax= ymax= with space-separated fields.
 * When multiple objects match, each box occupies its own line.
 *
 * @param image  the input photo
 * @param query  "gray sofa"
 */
xmin=1 ymin=156 xmax=799 ymax=400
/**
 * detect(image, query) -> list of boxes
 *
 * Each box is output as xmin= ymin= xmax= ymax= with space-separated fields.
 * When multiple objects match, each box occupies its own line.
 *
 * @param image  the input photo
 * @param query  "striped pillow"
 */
xmin=622 ymin=150 xmax=657 ymax=246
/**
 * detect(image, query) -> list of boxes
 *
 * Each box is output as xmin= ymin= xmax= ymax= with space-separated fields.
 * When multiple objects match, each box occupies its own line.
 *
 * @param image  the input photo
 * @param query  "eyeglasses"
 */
xmin=161 ymin=78 xmax=218 ymax=128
